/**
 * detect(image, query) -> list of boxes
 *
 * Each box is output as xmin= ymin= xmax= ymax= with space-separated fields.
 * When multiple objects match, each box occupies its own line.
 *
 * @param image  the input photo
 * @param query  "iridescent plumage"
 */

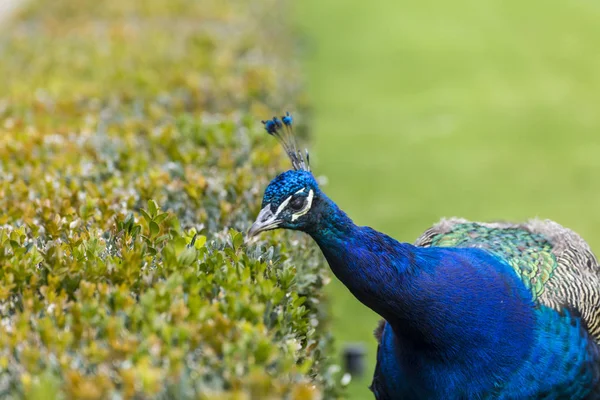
xmin=250 ymin=113 xmax=600 ymax=399
xmin=416 ymin=218 xmax=600 ymax=341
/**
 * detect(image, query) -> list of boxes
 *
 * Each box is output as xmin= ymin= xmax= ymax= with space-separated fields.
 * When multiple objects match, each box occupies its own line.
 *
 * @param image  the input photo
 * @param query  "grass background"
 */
xmin=298 ymin=0 xmax=600 ymax=398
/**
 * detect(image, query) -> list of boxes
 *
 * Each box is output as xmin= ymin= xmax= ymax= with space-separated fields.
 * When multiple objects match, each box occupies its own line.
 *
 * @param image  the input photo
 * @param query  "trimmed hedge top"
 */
xmin=0 ymin=0 xmax=338 ymax=399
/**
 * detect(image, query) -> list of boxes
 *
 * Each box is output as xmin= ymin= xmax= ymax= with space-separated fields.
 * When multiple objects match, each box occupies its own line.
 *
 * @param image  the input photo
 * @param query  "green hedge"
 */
xmin=0 ymin=0 xmax=338 ymax=398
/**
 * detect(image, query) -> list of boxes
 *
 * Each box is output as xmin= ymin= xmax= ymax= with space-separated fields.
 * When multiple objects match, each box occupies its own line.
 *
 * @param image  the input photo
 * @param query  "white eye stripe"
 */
xmin=274 ymin=187 xmax=306 ymax=218
xmin=272 ymin=187 xmax=314 ymax=222
xmin=275 ymin=196 xmax=292 ymax=217
xmin=292 ymin=189 xmax=314 ymax=221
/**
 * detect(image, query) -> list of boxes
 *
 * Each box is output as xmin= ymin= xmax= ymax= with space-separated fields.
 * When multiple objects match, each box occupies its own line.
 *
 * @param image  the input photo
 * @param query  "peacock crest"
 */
xmin=262 ymin=112 xmax=310 ymax=172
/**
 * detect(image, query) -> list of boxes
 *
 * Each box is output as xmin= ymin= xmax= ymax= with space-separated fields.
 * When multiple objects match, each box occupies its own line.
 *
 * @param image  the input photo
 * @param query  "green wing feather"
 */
xmin=415 ymin=218 xmax=600 ymax=342
xmin=424 ymin=222 xmax=557 ymax=301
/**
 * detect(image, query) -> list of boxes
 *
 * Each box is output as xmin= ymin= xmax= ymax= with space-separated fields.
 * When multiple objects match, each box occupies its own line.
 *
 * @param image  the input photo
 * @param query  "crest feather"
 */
xmin=262 ymin=112 xmax=310 ymax=172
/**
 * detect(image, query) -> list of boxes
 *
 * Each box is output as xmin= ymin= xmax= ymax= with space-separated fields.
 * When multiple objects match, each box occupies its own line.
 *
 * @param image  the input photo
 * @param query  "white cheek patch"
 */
xmin=292 ymin=189 xmax=314 ymax=221
xmin=274 ymin=195 xmax=292 ymax=218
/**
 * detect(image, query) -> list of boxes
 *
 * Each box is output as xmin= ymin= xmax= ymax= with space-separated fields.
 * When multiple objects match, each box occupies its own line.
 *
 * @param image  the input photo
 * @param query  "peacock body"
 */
xmin=373 ymin=219 xmax=600 ymax=399
xmin=249 ymin=114 xmax=600 ymax=399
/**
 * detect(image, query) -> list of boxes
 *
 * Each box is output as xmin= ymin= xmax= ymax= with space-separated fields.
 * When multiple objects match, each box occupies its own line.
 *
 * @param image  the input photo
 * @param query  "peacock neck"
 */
xmin=306 ymin=192 xmax=424 ymax=326
xmin=307 ymin=191 xmax=537 ymax=392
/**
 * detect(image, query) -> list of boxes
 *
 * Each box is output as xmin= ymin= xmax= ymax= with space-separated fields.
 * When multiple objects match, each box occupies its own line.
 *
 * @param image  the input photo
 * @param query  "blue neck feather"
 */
xmin=307 ymin=191 xmax=539 ymax=393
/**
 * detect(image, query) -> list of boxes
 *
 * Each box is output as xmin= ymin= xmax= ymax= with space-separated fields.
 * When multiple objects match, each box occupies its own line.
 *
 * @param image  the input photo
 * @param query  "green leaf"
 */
xmin=193 ymin=235 xmax=207 ymax=249
xmin=139 ymin=209 xmax=152 ymax=224
xmin=173 ymin=237 xmax=188 ymax=254
xmin=231 ymin=230 xmax=243 ymax=251
xmin=292 ymin=296 xmax=306 ymax=308
xmin=123 ymin=212 xmax=135 ymax=230
xmin=147 ymin=199 xmax=159 ymax=218
xmin=153 ymin=213 xmax=169 ymax=224
xmin=155 ymin=234 xmax=170 ymax=244
xmin=178 ymin=247 xmax=197 ymax=266
xmin=131 ymin=225 xmax=142 ymax=237
xmin=149 ymin=221 xmax=160 ymax=237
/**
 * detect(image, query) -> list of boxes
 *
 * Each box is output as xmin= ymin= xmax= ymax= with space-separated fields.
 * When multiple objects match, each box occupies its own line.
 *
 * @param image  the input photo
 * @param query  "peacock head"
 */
xmin=248 ymin=113 xmax=322 ymax=236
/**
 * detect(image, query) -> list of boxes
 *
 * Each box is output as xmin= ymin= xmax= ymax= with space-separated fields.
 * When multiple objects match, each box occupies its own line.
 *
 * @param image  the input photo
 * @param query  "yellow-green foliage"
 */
xmin=0 ymin=0 xmax=337 ymax=398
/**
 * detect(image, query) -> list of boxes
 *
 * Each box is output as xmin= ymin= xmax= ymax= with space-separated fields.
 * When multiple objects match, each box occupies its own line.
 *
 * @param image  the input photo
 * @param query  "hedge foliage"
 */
xmin=0 ymin=0 xmax=338 ymax=398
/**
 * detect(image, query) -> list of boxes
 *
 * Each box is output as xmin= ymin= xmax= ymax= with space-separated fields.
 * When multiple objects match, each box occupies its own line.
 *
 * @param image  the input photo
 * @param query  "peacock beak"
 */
xmin=248 ymin=205 xmax=281 ymax=237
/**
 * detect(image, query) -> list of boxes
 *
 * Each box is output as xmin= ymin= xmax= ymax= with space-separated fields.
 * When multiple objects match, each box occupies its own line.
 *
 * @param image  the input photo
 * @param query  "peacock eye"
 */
xmin=289 ymin=196 xmax=305 ymax=211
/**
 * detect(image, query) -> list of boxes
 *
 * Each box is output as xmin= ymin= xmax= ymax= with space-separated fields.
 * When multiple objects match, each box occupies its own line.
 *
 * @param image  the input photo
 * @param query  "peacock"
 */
xmin=248 ymin=113 xmax=600 ymax=399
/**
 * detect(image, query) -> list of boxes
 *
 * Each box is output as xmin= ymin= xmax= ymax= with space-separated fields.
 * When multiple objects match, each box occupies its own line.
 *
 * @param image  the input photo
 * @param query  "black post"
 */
xmin=343 ymin=343 xmax=366 ymax=377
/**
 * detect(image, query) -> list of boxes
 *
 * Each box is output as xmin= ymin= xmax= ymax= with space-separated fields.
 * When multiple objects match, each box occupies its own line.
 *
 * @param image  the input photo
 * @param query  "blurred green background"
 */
xmin=297 ymin=0 xmax=600 ymax=398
